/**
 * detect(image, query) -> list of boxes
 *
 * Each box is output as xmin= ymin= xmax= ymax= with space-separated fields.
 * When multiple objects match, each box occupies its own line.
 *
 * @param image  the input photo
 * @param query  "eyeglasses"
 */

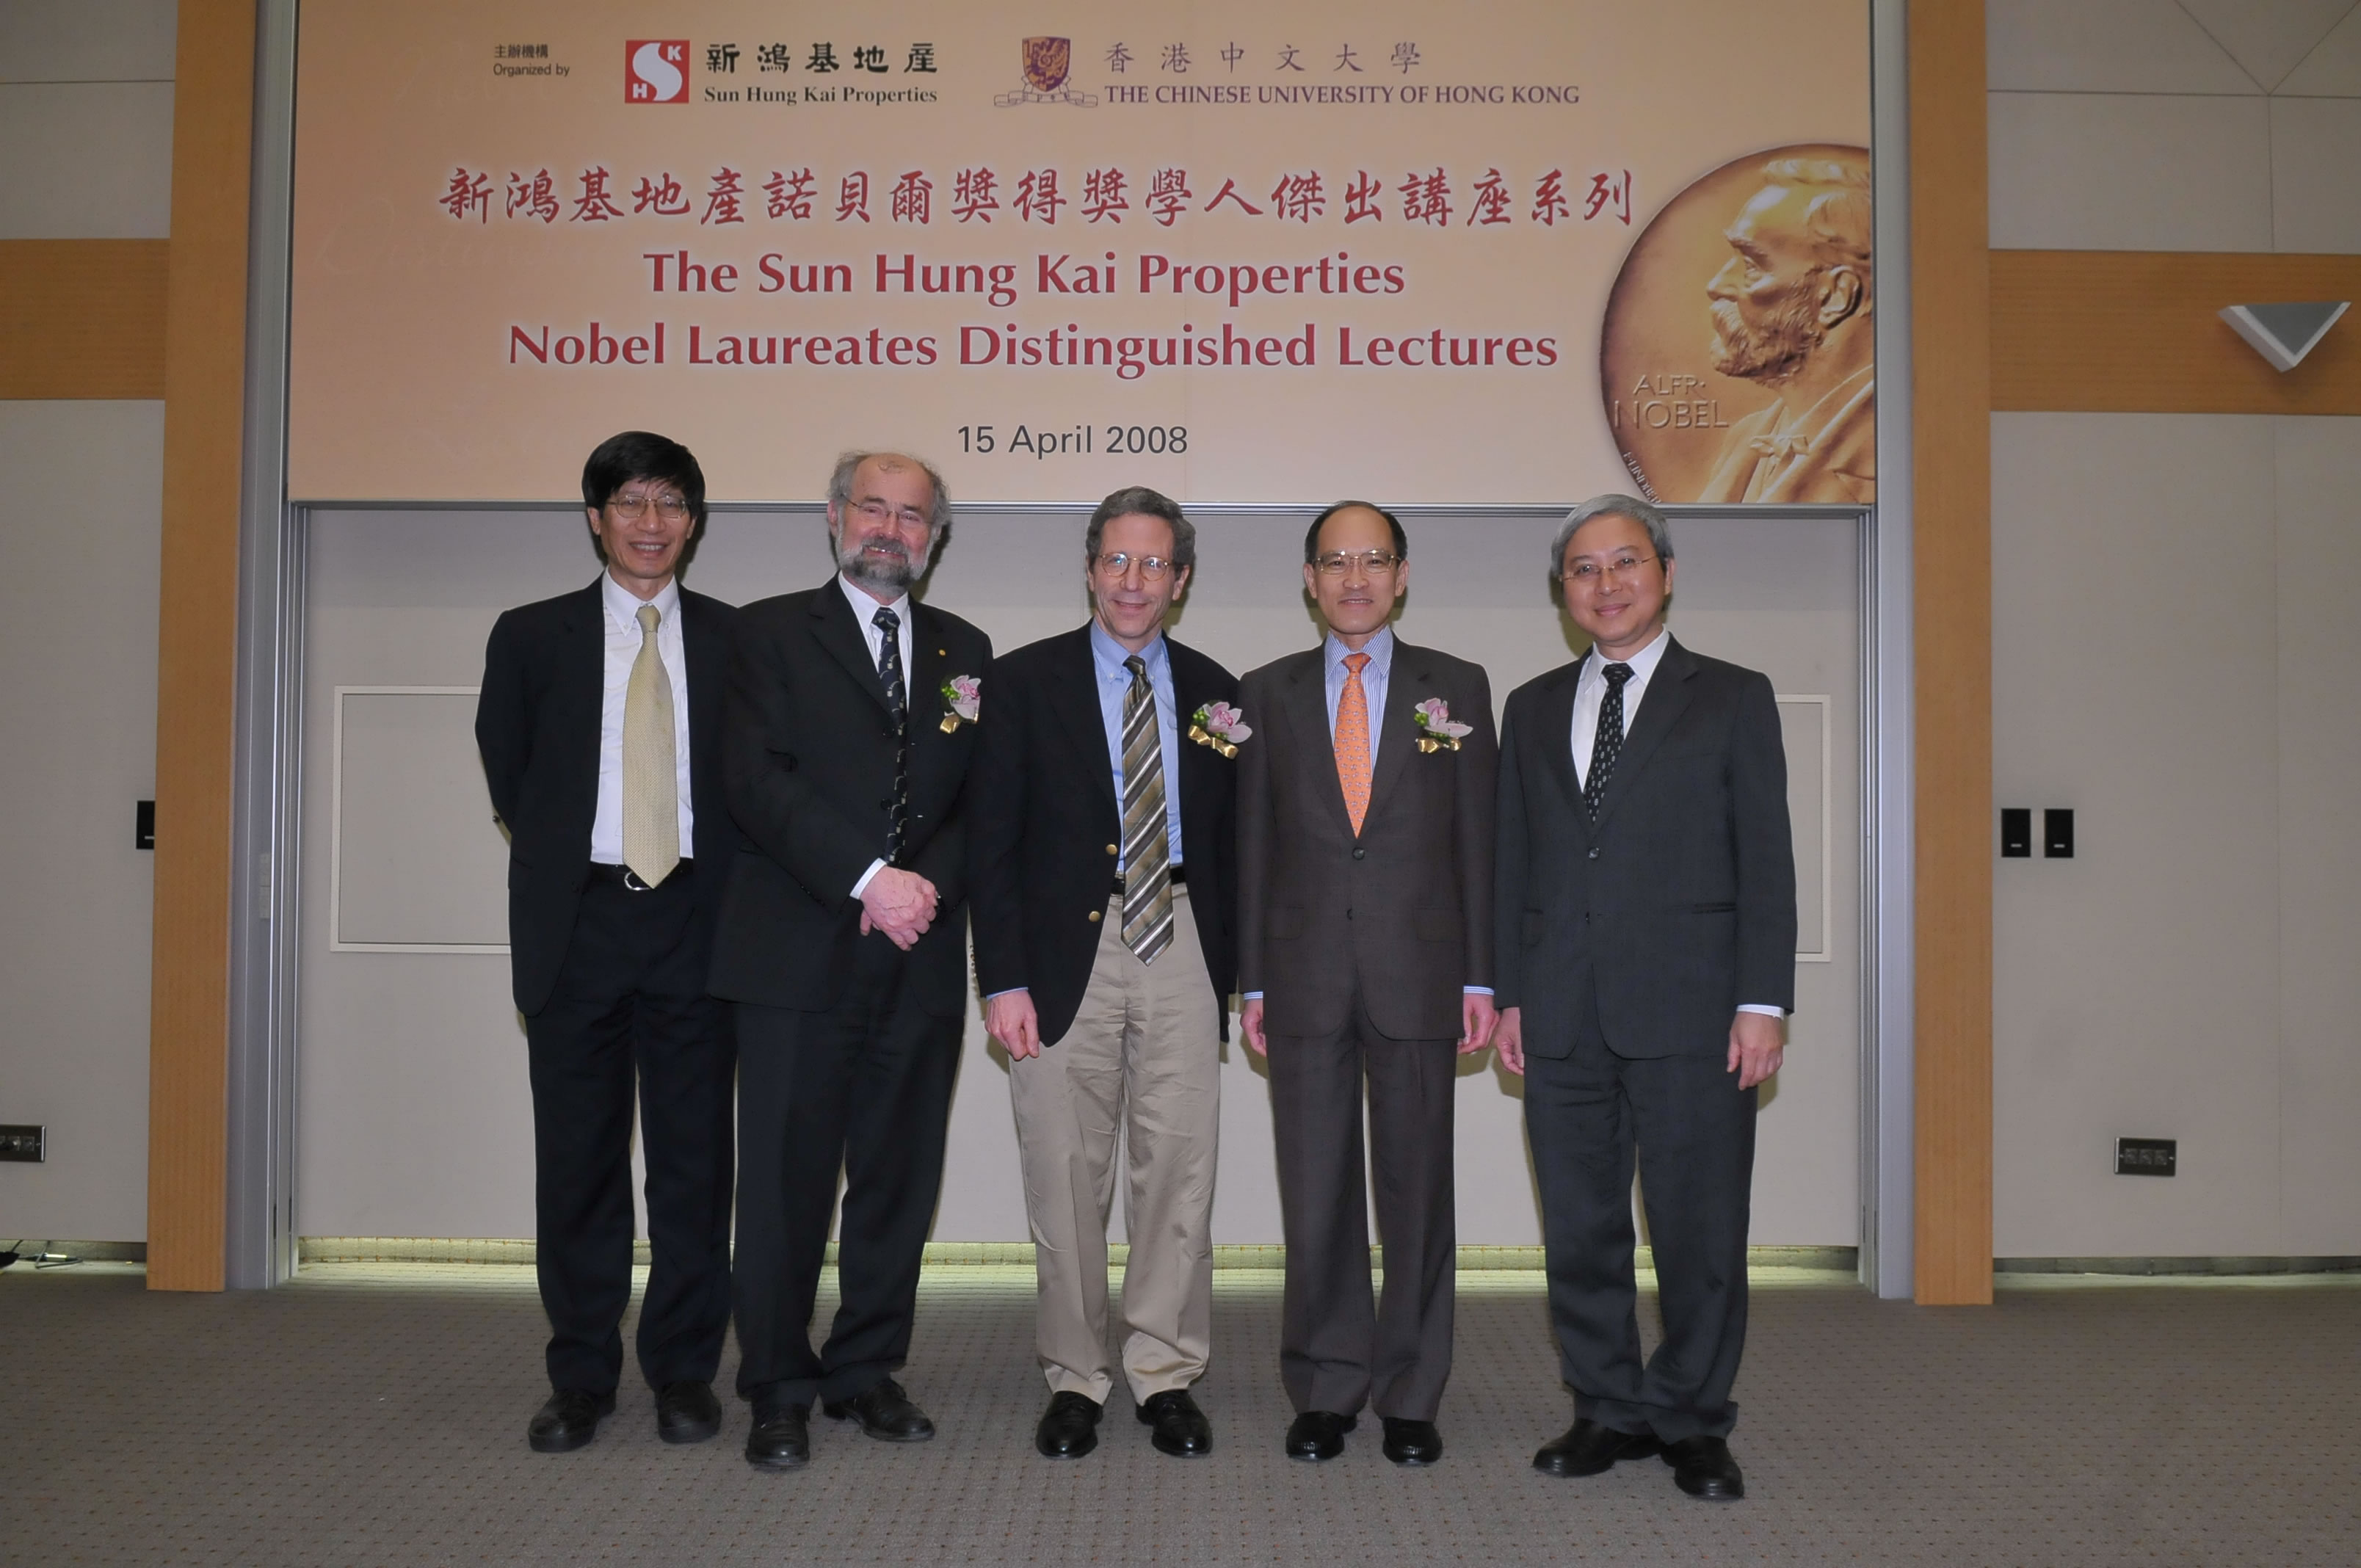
xmin=851 ymin=497 xmax=932 ymax=529
xmin=1313 ymin=549 xmax=1403 ymax=576
xmin=1095 ymin=551 xmax=1176 ymax=581
xmin=1562 ymin=551 xmax=1659 ymax=585
xmin=608 ymin=492 xmax=691 ymax=521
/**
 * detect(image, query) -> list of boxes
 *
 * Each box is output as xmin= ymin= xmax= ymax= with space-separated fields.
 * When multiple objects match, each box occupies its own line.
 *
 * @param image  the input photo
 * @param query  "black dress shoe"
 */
xmin=655 ymin=1380 xmax=722 ymax=1445
xmin=1380 ymin=1418 xmax=1443 ymax=1467
xmin=1036 ymin=1391 xmax=1103 ymax=1459
xmin=1136 ymin=1389 xmax=1212 ymax=1457
xmin=1285 ymin=1409 xmax=1357 ymax=1462
xmin=744 ymin=1398 xmax=811 ymax=1470
xmin=822 ymin=1377 xmax=935 ymax=1442
xmin=1662 ymin=1435 xmax=1746 ymax=1500
xmin=526 ymin=1388 xmax=615 ymax=1453
xmin=1532 ymin=1417 xmax=1663 ymax=1477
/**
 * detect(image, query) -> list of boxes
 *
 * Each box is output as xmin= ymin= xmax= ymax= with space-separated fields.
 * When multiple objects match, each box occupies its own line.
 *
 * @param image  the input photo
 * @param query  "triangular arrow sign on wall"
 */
xmin=2218 ymin=301 xmax=2350 ymax=372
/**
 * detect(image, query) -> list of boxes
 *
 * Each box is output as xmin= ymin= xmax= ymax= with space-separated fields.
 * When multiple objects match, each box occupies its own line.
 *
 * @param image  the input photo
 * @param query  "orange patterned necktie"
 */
xmin=1335 ymin=651 xmax=1373 ymax=835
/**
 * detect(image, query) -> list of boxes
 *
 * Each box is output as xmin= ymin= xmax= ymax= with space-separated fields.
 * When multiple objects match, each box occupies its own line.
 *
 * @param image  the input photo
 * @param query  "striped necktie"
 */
xmin=1118 ymin=654 xmax=1174 ymax=963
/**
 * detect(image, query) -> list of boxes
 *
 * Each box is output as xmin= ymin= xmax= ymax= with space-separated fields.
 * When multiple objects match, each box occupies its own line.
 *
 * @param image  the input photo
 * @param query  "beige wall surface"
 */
xmin=295 ymin=505 xmax=1862 ymax=1249
xmin=1987 ymin=1 xmax=2361 ymax=1257
xmin=0 ymin=1 xmax=175 ymax=1244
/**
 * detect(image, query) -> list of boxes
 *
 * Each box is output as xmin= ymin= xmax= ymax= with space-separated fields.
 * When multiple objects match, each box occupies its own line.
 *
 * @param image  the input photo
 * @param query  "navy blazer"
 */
xmin=475 ymin=578 xmax=739 ymax=1017
xmin=966 ymin=624 xmax=1240 ymax=1045
xmin=1493 ymin=636 xmax=1796 ymax=1059
xmin=706 ymin=579 xmax=993 ymax=1016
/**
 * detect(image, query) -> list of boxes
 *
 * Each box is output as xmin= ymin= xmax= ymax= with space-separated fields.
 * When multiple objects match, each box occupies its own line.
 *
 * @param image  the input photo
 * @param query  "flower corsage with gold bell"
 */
xmin=1188 ymin=701 xmax=1252 ymax=758
xmin=939 ymin=674 xmax=981 ymax=733
xmin=1412 ymin=697 xmax=1473 ymax=753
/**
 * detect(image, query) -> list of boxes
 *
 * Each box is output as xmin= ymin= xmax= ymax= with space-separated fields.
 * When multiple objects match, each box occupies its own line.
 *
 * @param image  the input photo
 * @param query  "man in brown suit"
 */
xmin=1236 ymin=501 xmax=1498 ymax=1467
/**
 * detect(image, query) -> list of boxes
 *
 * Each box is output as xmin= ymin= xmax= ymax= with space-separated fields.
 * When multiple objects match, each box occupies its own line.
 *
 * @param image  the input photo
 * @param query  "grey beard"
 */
xmin=835 ymin=536 xmax=921 ymax=593
xmin=1709 ymin=289 xmax=1827 ymax=383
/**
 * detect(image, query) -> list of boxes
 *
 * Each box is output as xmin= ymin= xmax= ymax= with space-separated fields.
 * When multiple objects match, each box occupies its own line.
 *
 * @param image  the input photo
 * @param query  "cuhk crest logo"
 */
xmin=996 ymin=36 xmax=1097 ymax=106
xmin=626 ymin=40 xmax=688 ymax=103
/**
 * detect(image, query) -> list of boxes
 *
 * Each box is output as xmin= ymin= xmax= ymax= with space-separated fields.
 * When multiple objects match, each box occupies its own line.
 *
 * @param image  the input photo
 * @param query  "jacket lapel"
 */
xmin=1284 ymin=652 xmax=1357 ymax=839
xmin=1539 ymin=654 xmax=1587 ymax=834
xmin=1364 ymin=642 xmax=1425 ymax=824
xmin=1167 ymin=639 xmax=1219 ymax=830
xmin=1589 ymin=637 xmax=1698 ymax=832
xmin=1047 ymin=627 xmax=1121 ymax=821
xmin=808 ymin=577 xmax=893 ymax=718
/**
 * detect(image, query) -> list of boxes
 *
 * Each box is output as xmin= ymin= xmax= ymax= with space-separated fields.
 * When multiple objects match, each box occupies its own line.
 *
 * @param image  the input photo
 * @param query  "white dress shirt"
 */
xmin=839 ymin=573 xmax=914 ymax=899
xmin=590 ymin=572 xmax=694 ymax=865
xmin=1570 ymin=625 xmax=1782 ymax=1020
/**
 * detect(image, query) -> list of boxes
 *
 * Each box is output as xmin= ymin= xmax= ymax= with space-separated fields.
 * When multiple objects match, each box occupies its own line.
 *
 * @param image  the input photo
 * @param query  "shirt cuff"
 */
xmin=1464 ymin=986 xmax=1494 ymax=996
xmin=1242 ymin=991 xmax=1263 ymax=1001
xmin=1736 ymin=1003 xmax=1785 ymax=1018
xmin=849 ymin=858 xmax=887 ymax=899
xmin=983 ymin=987 xmax=1026 ymax=1003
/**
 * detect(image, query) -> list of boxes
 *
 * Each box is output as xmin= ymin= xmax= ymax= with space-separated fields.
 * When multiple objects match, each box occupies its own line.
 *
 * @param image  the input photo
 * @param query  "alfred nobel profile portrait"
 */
xmin=1695 ymin=156 xmax=1874 ymax=504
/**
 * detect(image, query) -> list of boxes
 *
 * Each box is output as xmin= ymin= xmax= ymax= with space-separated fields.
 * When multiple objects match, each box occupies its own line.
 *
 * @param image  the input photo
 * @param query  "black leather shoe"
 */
xmin=744 ymin=1397 xmax=811 ymax=1470
xmin=822 ymin=1377 xmax=936 ymax=1442
xmin=655 ymin=1380 xmax=722 ymax=1445
xmin=526 ymin=1388 xmax=615 ymax=1453
xmin=1662 ymin=1435 xmax=1745 ymax=1499
xmin=1036 ymin=1391 xmax=1103 ymax=1459
xmin=1285 ymin=1409 xmax=1356 ymax=1461
xmin=1532 ymin=1417 xmax=1662 ymax=1477
xmin=1381 ymin=1417 xmax=1443 ymax=1467
xmin=1136 ymin=1389 xmax=1212 ymax=1457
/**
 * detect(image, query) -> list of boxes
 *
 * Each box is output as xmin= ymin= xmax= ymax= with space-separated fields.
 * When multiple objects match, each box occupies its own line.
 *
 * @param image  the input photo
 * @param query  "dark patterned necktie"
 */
xmin=1118 ymin=655 xmax=1175 ymax=963
xmin=874 ymin=606 xmax=909 ymax=863
xmin=1584 ymin=661 xmax=1634 ymax=821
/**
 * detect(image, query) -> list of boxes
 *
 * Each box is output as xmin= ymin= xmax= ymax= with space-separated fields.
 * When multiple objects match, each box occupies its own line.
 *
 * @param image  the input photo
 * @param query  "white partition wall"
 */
xmin=294 ymin=504 xmax=1863 ymax=1248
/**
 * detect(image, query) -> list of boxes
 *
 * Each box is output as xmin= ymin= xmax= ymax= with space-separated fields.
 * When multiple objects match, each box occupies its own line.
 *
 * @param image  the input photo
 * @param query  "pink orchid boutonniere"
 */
xmin=939 ymin=674 xmax=981 ymax=733
xmin=1188 ymin=701 xmax=1252 ymax=758
xmin=1412 ymin=697 xmax=1475 ymax=753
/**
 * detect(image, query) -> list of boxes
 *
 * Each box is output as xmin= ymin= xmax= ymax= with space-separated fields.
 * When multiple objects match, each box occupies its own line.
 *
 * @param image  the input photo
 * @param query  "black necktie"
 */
xmin=874 ymin=606 xmax=909 ymax=863
xmin=1584 ymin=661 xmax=1633 ymax=821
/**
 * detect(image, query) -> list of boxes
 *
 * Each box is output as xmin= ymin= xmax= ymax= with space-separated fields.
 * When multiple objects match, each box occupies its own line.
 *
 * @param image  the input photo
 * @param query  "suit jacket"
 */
xmin=475 ymin=579 xmax=740 ymax=1017
xmin=1236 ymin=639 xmax=1496 ymax=1042
xmin=706 ymin=578 xmax=992 ymax=1016
xmin=968 ymin=625 xmax=1239 ymax=1046
xmin=1493 ymin=636 xmax=1796 ymax=1060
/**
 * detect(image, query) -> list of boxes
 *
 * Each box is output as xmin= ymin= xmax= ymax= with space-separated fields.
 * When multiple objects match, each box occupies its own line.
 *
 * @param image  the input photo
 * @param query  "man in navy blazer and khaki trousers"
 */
xmin=476 ymin=431 xmax=739 ymax=1453
xmin=1493 ymin=493 xmax=1796 ymax=1502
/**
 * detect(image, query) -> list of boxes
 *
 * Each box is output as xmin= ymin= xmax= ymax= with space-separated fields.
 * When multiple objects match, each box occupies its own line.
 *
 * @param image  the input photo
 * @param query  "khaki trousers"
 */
xmin=1008 ymin=887 xmax=1221 ymax=1404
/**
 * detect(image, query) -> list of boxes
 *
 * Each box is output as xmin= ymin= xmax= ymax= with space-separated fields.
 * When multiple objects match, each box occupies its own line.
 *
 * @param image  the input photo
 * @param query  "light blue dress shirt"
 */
xmin=1092 ymin=620 xmax=1185 ymax=871
xmin=1322 ymin=625 xmax=1394 ymax=766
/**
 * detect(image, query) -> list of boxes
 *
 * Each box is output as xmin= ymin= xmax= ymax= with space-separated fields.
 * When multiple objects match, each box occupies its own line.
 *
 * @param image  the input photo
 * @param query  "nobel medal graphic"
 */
xmin=995 ymin=36 xmax=1098 ymax=106
xmin=1601 ymin=145 xmax=1874 ymax=504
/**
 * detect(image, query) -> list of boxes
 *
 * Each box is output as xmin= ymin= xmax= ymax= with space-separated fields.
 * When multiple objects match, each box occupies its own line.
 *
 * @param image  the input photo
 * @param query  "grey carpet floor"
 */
xmin=2 ymin=1262 xmax=2357 ymax=1566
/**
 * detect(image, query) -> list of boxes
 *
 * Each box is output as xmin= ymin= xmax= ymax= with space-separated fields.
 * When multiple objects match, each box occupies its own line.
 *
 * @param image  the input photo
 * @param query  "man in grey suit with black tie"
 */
xmin=1237 ymin=501 xmax=1497 ymax=1468
xmin=1493 ymin=493 xmax=1796 ymax=1502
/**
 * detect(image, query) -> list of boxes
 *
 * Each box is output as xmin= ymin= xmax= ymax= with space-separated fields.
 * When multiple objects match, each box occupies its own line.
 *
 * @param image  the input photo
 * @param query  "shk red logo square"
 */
xmin=625 ymin=40 xmax=689 ymax=102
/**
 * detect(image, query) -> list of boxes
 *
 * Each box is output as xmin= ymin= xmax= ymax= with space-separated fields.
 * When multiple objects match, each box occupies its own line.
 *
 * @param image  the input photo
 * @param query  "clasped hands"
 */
xmin=1487 ymin=1006 xmax=1785 ymax=1087
xmin=857 ymin=866 xmax=937 ymax=951
xmin=1240 ymin=992 xmax=1498 ymax=1058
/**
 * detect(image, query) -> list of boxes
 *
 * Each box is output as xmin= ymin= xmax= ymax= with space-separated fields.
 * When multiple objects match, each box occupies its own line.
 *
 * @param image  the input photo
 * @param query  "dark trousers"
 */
xmin=732 ymin=935 xmax=962 ymax=1407
xmin=1269 ymin=995 xmax=1457 ymax=1421
xmin=1523 ymin=973 xmax=1757 ymax=1442
xmin=523 ymin=868 xmax=736 ymax=1395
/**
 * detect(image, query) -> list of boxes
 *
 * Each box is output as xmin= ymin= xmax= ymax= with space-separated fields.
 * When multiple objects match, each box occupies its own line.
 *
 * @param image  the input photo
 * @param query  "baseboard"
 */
xmin=296 ymin=1238 xmax=1860 ymax=1272
xmin=1997 ymin=1255 xmax=2361 ymax=1277
xmin=0 ymin=1240 xmax=148 ymax=1264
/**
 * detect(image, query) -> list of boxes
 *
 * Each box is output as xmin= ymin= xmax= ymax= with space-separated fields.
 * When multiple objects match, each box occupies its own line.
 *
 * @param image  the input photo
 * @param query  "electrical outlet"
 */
xmin=2045 ymin=807 xmax=2075 ymax=858
xmin=2001 ymin=807 xmax=2031 ymax=858
xmin=0 ymin=1125 xmax=45 ymax=1163
xmin=2115 ymin=1136 xmax=2175 ymax=1177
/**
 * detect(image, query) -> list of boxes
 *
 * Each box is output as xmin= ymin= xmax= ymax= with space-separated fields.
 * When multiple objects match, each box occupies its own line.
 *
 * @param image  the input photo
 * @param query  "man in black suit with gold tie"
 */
xmin=712 ymin=451 xmax=992 ymax=1471
xmin=1493 ymin=493 xmax=1796 ymax=1501
xmin=476 ymin=430 xmax=739 ymax=1453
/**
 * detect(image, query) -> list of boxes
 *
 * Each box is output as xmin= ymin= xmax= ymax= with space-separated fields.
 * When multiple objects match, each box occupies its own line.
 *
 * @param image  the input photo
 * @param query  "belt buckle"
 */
xmin=621 ymin=868 xmax=653 ymax=893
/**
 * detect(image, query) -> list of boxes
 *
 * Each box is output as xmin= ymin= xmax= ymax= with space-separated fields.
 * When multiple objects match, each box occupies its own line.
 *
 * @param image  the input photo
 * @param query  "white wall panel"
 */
xmin=2178 ymin=0 xmax=2357 ymax=92
xmin=1986 ymin=0 xmax=2257 ymax=95
xmin=0 ymin=81 xmax=173 ymax=238
xmin=2276 ymin=5 xmax=2361 ymax=95
xmin=1992 ymin=413 xmax=2282 ymax=1257
xmin=1987 ymin=92 xmax=2272 ymax=252
xmin=2270 ymin=96 xmax=2361 ymax=252
xmin=0 ymin=0 xmax=177 ymax=84
xmin=0 ymin=401 xmax=163 ymax=1243
xmin=2270 ymin=416 xmax=2361 ymax=1253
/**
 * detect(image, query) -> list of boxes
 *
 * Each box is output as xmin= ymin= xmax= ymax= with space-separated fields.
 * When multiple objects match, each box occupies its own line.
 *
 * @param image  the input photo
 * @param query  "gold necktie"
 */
xmin=621 ymin=602 xmax=679 ymax=887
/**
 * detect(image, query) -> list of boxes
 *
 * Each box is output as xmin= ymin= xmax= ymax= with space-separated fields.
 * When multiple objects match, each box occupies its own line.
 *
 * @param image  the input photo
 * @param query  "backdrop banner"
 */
xmin=289 ymin=0 xmax=1871 ymax=504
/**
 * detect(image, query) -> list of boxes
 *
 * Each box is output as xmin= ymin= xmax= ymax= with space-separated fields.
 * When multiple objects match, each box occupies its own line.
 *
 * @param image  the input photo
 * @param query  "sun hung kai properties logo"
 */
xmin=625 ymin=40 xmax=689 ymax=102
xmin=995 ymin=37 xmax=1096 ymax=106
